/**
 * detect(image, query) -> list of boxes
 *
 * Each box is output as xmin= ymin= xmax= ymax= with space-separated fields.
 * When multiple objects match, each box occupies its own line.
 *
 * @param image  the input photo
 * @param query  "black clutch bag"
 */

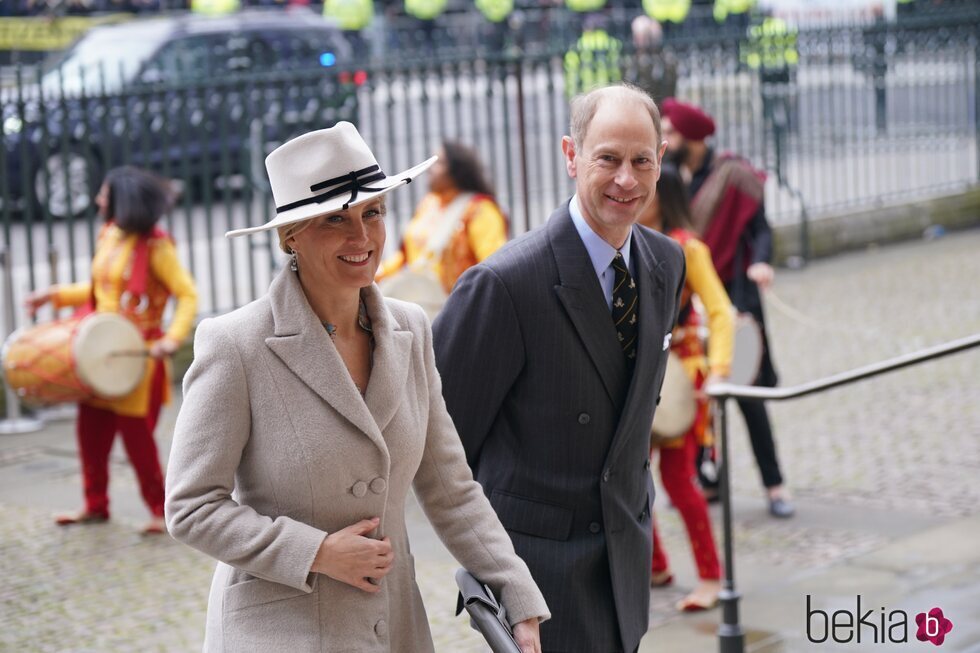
xmin=454 ymin=568 xmax=523 ymax=653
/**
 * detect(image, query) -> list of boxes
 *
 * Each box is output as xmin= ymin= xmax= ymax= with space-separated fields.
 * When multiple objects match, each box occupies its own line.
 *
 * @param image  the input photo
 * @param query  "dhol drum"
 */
xmin=650 ymin=351 xmax=698 ymax=448
xmin=2 ymin=313 xmax=146 ymax=406
xmin=378 ymin=269 xmax=447 ymax=321
xmin=729 ymin=312 xmax=763 ymax=387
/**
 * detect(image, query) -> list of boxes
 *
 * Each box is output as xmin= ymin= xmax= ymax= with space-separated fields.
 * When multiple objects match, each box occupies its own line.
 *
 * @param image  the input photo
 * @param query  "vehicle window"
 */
xmin=140 ymin=33 xmax=272 ymax=84
xmin=42 ymin=27 xmax=165 ymax=95
xmin=259 ymin=29 xmax=351 ymax=72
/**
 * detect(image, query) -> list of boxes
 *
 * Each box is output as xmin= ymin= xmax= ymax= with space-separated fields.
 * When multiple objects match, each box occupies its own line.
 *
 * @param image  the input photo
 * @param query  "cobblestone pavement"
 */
xmin=0 ymin=228 xmax=978 ymax=652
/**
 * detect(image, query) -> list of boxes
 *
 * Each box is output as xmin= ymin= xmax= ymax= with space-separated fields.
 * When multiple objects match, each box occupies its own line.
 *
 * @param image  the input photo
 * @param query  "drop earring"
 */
xmin=289 ymin=251 xmax=298 ymax=272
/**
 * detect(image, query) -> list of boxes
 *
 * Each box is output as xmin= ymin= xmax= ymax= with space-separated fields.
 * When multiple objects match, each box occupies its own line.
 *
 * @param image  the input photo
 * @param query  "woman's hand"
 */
xmin=697 ymin=373 xmax=728 ymax=400
xmin=24 ymin=288 xmax=53 ymax=316
xmin=312 ymin=517 xmax=394 ymax=593
xmin=149 ymin=337 xmax=180 ymax=358
xmin=512 ymin=618 xmax=542 ymax=653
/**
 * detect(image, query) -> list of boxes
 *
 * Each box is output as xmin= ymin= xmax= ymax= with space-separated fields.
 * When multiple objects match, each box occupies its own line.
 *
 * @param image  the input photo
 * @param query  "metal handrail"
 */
xmin=709 ymin=332 xmax=980 ymax=403
xmin=704 ymin=332 xmax=980 ymax=653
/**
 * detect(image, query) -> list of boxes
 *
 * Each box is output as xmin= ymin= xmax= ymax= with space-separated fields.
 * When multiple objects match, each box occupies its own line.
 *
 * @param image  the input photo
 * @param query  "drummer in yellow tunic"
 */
xmin=377 ymin=140 xmax=507 ymax=295
xmin=639 ymin=164 xmax=733 ymax=612
xmin=26 ymin=166 xmax=197 ymax=534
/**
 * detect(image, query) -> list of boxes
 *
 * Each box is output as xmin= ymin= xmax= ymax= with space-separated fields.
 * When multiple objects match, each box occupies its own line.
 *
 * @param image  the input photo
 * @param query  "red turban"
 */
xmin=661 ymin=98 xmax=716 ymax=141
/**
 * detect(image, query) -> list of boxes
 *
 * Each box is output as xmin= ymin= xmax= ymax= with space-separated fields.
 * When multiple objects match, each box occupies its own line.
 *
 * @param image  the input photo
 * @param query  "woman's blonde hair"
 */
xmin=277 ymin=219 xmax=313 ymax=254
xmin=275 ymin=197 xmax=388 ymax=254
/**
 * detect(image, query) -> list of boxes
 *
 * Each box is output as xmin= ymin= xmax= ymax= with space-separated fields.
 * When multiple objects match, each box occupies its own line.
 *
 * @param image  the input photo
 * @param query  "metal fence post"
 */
xmin=716 ymin=397 xmax=744 ymax=653
xmin=514 ymin=55 xmax=532 ymax=235
xmin=0 ymin=247 xmax=43 ymax=434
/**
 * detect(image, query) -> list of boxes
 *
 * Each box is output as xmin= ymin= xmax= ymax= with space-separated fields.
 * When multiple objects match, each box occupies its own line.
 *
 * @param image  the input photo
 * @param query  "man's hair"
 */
xmin=631 ymin=15 xmax=664 ymax=50
xmin=568 ymin=84 xmax=663 ymax=151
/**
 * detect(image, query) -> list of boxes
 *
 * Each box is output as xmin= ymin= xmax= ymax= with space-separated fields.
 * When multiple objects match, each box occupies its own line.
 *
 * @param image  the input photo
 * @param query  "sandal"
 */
xmin=676 ymin=584 xmax=721 ymax=612
xmin=141 ymin=517 xmax=167 ymax=535
xmin=54 ymin=510 xmax=109 ymax=526
xmin=650 ymin=570 xmax=674 ymax=587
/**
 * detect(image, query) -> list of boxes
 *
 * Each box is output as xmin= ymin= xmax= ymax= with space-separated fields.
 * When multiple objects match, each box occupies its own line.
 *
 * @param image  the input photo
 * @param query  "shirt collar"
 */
xmin=569 ymin=195 xmax=632 ymax=276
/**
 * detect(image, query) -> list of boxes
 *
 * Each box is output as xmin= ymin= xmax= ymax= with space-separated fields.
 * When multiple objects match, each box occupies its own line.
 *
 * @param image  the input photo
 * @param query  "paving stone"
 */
xmin=1 ymin=229 xmax=978 ymax=651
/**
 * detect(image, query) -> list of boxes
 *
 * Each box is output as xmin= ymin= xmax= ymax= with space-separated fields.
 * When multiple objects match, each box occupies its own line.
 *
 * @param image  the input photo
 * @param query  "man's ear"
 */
xmin=658 ymin=139 xmax=668 ymax=163
xmin=561 ymin=136 xmax=577 ymax=178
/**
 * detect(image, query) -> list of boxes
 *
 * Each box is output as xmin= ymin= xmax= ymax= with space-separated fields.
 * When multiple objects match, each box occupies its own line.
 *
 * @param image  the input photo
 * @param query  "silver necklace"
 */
xmin=323 ymin=300 xmax=372 ymax=340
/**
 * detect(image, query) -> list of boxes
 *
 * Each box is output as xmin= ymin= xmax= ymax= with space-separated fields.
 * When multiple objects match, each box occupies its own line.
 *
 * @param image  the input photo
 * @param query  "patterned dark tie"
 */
xmin=611 ymin=252 xmax=638 ymax=365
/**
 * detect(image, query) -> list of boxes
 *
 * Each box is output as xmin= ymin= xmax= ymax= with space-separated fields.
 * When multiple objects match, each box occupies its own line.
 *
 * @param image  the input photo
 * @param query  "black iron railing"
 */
xmin=706 ymin=332 xmax=980 ymax=653
xmin=1 ymin=10 xmax=977 ymax=330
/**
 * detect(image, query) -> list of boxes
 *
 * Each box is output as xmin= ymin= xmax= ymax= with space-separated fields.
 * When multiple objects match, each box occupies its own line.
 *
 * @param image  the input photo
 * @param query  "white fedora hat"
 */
xmin=226 ymin=121 xmax=436 ymax=238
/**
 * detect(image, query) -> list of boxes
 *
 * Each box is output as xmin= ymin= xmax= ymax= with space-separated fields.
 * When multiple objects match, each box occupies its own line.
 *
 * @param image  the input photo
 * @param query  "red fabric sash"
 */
xmin=126 ymin=226 xmax=170 ymax=297
xmin=700 ymin=185 xmax=760 ymax=282
xmin=691 ymin=155 xmax=765 ymax=283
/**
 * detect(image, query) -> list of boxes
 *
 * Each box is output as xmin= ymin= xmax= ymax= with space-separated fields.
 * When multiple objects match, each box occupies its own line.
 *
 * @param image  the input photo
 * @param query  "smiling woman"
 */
xmin=165 ymin=122 xmax=550 ymax=653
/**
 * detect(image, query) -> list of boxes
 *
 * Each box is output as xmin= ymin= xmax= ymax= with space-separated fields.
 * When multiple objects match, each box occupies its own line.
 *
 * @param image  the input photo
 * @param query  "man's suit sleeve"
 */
xmin=432 ymin=264 xmax=524 ymax=468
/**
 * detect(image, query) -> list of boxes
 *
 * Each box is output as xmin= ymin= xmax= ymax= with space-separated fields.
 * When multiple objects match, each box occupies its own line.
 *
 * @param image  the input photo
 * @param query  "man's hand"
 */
xmin=513 ymin=618 xmax=542 ymax=653
xmin=746 ymin=262 xmax=774 ymax=291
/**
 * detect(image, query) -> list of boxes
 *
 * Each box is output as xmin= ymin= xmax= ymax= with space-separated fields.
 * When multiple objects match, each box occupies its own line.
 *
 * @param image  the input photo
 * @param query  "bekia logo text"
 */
xmin=806 ymin=595 xmax=953 ymax=646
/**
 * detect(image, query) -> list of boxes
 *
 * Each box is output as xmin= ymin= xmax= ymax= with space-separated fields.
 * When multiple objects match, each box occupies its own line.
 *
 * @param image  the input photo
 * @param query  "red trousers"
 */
xmin=76 ymin=361 xmax=166 ymax=518
xmin=651 ymin=429 xmax=722 ymax=581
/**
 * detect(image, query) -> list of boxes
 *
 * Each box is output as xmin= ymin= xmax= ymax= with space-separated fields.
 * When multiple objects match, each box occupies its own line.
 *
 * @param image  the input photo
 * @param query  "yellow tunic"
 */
xmin=51 ymin=224 xmax=198 ymax=417
xmin=379 ymin=190 xmax=507 ymax=293
xmin=662 ymin=230 xmax=734 ymax=448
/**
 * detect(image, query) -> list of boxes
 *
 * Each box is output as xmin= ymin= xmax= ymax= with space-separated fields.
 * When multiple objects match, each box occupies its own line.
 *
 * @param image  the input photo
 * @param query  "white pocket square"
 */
xmin=662 ymin=333 xmax=672 ymax=351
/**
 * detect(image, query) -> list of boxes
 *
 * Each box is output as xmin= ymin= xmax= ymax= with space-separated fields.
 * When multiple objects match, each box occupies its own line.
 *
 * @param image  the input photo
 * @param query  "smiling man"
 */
xmin=432 ymin=84 xmax=686 ymax=653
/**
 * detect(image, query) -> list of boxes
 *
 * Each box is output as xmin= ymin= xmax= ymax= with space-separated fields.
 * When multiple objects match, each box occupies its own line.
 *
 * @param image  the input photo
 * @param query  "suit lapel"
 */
xmin=362 ymin=285 xmax=413 ymax=434
xmin=607 ymin=229 xmax=668 ymax=465
xmin=548 ymin=207 xmax=628 ymax=407
xmin=264 ymin=267 xmax=385 ymax=451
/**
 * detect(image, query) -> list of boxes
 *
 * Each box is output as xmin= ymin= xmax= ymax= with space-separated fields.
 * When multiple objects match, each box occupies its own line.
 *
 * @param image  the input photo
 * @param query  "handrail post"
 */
xmin=716 ymin=397 xmax=744 ymax=653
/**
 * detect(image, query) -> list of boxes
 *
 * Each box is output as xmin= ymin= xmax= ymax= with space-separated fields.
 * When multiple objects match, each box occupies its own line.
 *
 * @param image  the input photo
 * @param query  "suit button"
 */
xmin=375 ymin=619 xmax=387 ymax=637
xmin=369 ymin=477 xmax=387 ymax=494
xmin=602 ymin=469 xmax=610 ymax=482
xmin=639 ymin=510 xmax=648 ymax=521
xmin=578 ymin=413 xmax=590 ymax=425
xmin=588 ymin=521 xmax=601 ymax=534
xmin=656 ymin=395 xmax=662 ymax=406
xmin=351 ymin=481 xmax=368 ymax=498
xmin=643 ymin=459 xmax=651 ymax=470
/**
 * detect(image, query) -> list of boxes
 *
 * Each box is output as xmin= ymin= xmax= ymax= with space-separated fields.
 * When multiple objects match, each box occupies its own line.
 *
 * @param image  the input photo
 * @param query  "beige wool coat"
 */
xmin=165 ymin=265 xmax=549 ymax=653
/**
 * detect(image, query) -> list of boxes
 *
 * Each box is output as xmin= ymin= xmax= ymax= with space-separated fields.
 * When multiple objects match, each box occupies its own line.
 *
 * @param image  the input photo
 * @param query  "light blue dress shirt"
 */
xmin=568 ymin=195 xmax=634 ymax=312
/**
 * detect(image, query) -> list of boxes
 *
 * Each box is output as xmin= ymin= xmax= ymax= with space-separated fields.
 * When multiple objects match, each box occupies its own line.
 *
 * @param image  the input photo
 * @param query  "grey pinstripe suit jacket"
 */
xmin=432 ymin=203 xmax=686 ymax=653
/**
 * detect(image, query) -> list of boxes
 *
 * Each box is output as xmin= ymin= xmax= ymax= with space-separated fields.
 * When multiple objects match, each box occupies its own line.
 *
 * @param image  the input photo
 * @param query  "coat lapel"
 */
xmin=548 ymin=206 xmax=629 ymax=407
xmin=264 ymin=267 xmax=385 ymax=451
xmin=362 ymin=285 xmax=413 ymax=434
xmin=607 ymin=229 xmax=668 ymax=466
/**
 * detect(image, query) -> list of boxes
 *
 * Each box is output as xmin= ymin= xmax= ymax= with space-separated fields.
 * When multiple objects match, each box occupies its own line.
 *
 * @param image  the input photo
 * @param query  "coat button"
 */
xmin=656 ymin=395 xmax=662 ymax=406
xmin=578 ymin=413 xmax=590 ymax=425
xmin=375 ymin=619 xmax=387 ymax=637
xmin=351 ymin=481 xmax=368 ymax=498
xmin=602 ymin=469 xmax=610 ymax=482
xmin=369 ymin=477 xmax=387 ymax=494
xmin=643 ymin=459 xmax=651 ymax=470
xmin=639 ymin=509 xmax=648 ymax=521
xmin=588 ymin=521 xmax=601 ymax=534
